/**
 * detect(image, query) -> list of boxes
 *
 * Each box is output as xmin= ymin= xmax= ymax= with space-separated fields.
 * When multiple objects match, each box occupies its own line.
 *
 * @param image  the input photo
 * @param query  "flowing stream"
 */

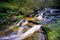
xmin=0 ymin=8 xmax=60 ymax=40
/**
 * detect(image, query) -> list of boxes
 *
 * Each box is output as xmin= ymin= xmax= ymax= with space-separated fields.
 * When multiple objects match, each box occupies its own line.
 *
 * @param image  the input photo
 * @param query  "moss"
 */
xmin=17 ymin=15 xmax=24 ymax=19
xmin=46 ymin=18 xmax=60 ymax=40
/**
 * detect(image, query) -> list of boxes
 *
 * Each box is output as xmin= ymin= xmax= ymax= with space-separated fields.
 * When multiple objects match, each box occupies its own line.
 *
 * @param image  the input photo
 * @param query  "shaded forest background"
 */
xmin=0 ymin=0 xmax=59 ymax=25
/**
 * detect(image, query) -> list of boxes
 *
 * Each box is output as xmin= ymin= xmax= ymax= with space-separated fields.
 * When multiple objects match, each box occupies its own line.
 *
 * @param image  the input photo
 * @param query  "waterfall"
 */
xmin=14 ymin=25 xmax=42 ymax=40
xmin=0 ymin=8 xmax=60 ymax=40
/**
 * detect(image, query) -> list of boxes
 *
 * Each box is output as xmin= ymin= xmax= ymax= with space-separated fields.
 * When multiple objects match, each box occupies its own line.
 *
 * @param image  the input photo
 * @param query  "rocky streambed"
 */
xmin=0 ymin=8 xmax=60 ymax=40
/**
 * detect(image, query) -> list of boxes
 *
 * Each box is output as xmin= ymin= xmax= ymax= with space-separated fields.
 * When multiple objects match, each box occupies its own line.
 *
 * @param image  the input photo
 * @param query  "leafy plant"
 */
xmin=46 ymin=18 xmax=60 ymax=40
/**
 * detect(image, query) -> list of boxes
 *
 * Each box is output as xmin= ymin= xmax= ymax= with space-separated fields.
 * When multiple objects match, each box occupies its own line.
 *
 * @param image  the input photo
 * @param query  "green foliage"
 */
xmin=0 ymin=3 xmax=18 ymax=9
xmin=0 ymin=0 xmax=40 ymax=25
xmin=46 ymin=18 xmax=60 ymax=40
xmin=0 ymin=0 xmax=58 ymax=25
xmin=17 ymin=15 xmax=24 ymax=19
xmin=0 ymin=0 xmax=19 ymax=25
xmin=34 ymin=0 xmax=57 ymax=8
xmin=19 ymin=0 xmax=40 ymax=15
xmin=48 ymin=28 xmax=60 ymax=40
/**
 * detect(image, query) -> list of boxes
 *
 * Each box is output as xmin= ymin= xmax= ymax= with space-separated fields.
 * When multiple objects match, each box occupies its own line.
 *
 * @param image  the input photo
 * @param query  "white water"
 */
xmin=0 ymin=25 xmax=42 ymax=40
xmin=16 ymin=19 xmax=24 ymax=26
xmin=14 ymin=25 xmax=42 ymax=40
xmin=0 ymin=9 xmax=43 ymax=40
xmin=0 ymin=8 xmax=59 ymax=40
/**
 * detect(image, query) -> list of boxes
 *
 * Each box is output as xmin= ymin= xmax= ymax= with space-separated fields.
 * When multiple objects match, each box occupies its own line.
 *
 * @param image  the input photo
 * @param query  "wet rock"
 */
xmin=9 ymin=15 xmax=17 ymax=22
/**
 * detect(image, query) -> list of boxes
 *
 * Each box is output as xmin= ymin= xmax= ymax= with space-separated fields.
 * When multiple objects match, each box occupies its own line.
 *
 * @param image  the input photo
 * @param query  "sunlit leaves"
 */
xmin=17 ymin=15 xmax=24 ymax=20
